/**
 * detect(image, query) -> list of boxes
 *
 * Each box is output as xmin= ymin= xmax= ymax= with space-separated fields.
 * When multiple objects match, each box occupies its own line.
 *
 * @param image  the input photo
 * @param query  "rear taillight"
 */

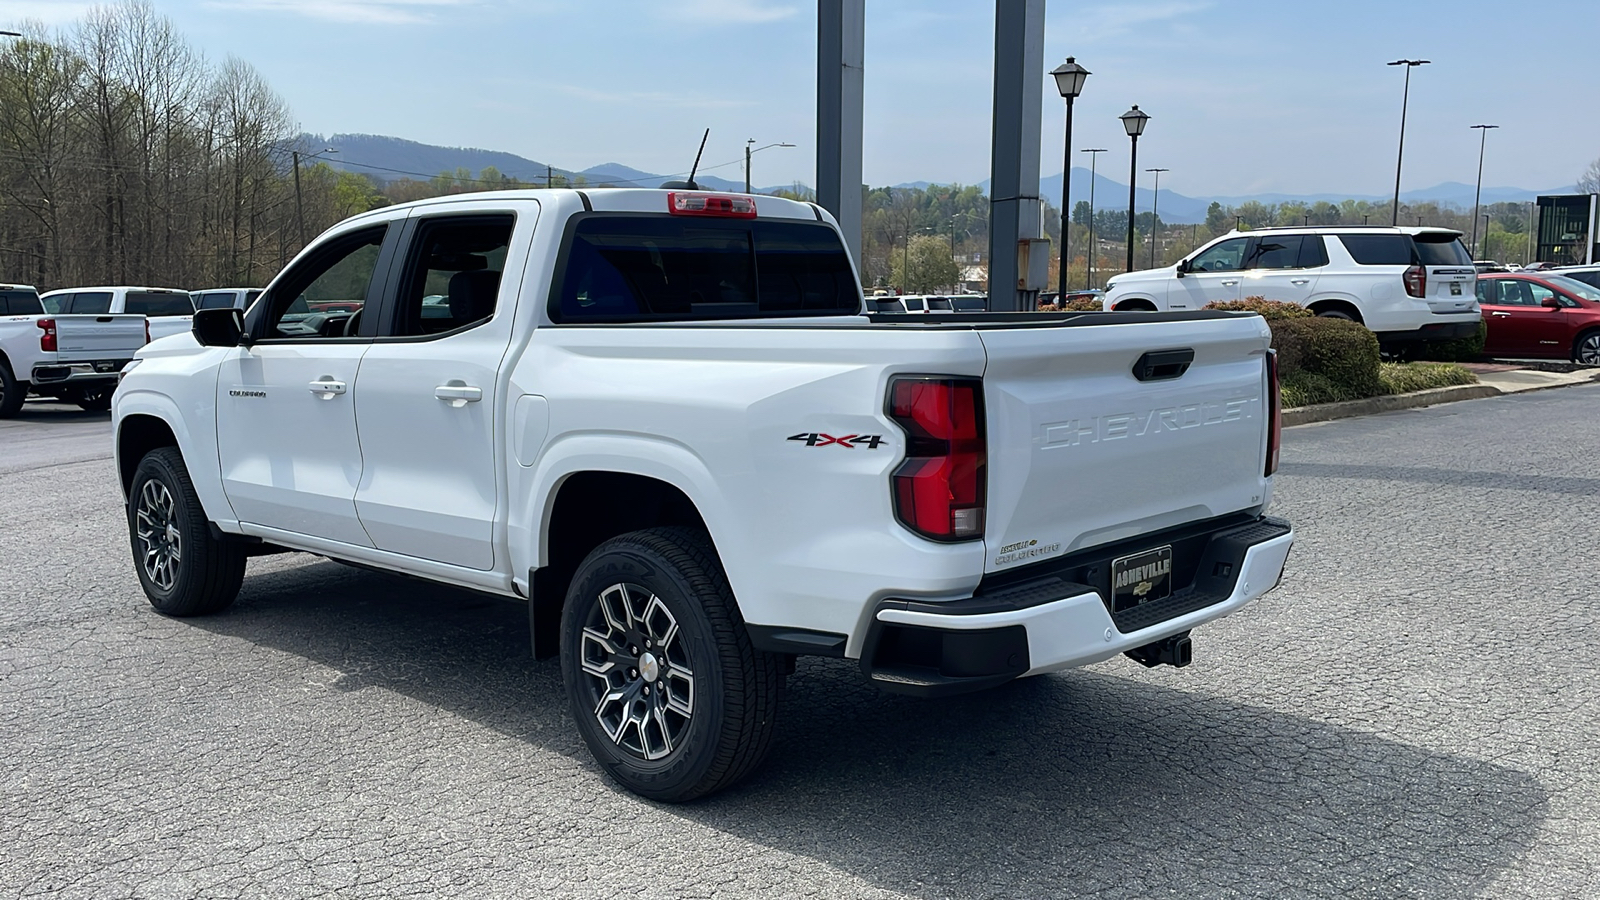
xmin=1265 ymin=350 xmax=1281 ymax=477
xmin=887 ymin=376 xmax=986 ymax=541
xmin=667 ymin=191 xmax=757 ymax=218
xmin=37 ymin=317 xmax=56 ymax=352
xmin=1403 ymin=264 xmax=1426 ymax=298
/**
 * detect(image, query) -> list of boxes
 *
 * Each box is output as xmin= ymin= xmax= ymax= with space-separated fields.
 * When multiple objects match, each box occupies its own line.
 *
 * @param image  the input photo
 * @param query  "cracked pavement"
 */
xmin=2 ymin=386 xmax=1598 ymax=898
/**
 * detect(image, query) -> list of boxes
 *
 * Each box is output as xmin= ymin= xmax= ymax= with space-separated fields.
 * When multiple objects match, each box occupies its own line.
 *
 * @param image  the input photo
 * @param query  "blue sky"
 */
xmin=8 ymin=0 xmax=1597 ymax=196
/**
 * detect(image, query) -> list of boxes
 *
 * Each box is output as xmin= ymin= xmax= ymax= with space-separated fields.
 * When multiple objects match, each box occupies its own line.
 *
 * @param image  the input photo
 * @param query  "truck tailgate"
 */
xmin=53 ymin=314 xmax=147 ymax=362
xmin=977 ymin=315 xmax=1271 ymax=573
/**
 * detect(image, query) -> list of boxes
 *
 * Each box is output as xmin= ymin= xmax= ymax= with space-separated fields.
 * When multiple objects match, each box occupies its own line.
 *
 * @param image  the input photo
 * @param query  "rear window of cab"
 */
xmin=551 ymin=215 xmax=861 ymax=322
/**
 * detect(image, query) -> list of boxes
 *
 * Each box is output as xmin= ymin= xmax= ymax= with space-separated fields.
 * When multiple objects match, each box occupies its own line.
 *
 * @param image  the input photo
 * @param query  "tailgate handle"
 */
xmin=1133 ymin=348 xmax=1194 ymax=382
xmin=96 ymin=316 xmax=114 ymax=322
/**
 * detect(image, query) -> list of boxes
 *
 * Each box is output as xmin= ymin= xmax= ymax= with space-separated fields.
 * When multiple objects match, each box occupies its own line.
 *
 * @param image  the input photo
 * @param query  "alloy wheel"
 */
xmin=579 ymin=583 xmax=696 ymax=760
xmin=1578 ymin=333 xmax=1600 ymax=366
xmin=135 ymin=480 xmax=182 ymax=590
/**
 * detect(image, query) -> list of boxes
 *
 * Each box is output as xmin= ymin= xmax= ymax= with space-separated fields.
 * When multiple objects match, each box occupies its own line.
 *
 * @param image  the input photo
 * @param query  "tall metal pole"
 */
xmin=1125 ymin=134 xmax=1139 ymax=272
xmin=745 ymin=140 xmax=753 ymax=193
xmin=987 ymin=0 xmax=1046 ymax=310
xmin=1469 ymin=124 xmax=1499 ymax=256
xmin=292 ymin=150 xmax=305 ymax=244
xmin=1082 ymin=149 xmax=1105 ymax=289
xmin=817 ymin=0 xmax=865 ymax=267
xmin=1146 ymin=167 xmax=1167 ymax=269
xmin=1057 ymin=96 xmax=1074 ymax=300
xmin=1388 ymin=59 xmax=1429 ymax=226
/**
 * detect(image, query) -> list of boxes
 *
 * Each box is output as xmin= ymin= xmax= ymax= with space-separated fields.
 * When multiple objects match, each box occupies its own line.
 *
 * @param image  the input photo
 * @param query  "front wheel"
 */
xmin=128 ymin=447 xmax=246 ymax=616
xmin=1573 ymin=330 xmax=1600 ymax=366
xmin=560 ymin=527 xmax=781 ymax=802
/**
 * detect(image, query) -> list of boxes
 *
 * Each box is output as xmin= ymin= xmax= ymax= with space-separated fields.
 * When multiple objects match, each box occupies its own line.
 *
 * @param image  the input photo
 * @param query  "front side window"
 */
xmin=389 ymin=215 xmax=515 ymax=337
xmin=125 ymin=291 xmax=194 ymax=317
xmin=1494 ymin=281 xmax=1535 ymax=306
xmin=1546 ymin=275 xmax=1600 ymax=303
xmin=553 ymin=216 xmax=860 ymax=322
xmin=259 ymin=226 xmax=387 ymax=340
xmin=1189 ymin=238 xmax=1249 ymax=273
xmin=1247 ymin=235 xmax=1304 ymax=270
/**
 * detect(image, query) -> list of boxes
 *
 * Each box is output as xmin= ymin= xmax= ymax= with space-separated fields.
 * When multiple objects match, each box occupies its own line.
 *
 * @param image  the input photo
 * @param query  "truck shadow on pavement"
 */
xmin=196 ymin=559 xmax=1548 ymax=899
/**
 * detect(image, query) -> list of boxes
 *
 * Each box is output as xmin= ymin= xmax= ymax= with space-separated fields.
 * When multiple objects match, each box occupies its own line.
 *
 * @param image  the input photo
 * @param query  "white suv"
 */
xmin=1104 ymin=227 xmax=1481 ymax=346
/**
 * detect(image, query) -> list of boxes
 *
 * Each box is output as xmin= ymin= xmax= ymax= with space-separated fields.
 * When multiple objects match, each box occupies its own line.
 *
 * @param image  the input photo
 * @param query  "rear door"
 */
xmin=977 ymin=317 xmax=1271 ymax=571
xmin=1169 ymin=237 xmax=1248 ymax=309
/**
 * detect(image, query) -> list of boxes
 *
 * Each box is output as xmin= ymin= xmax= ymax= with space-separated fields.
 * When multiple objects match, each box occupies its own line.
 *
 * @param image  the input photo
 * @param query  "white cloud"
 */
xmin=205 ymin=0 xmax=478 ymax=25
xmin=662 ymin=0 xmax=798 ymax=25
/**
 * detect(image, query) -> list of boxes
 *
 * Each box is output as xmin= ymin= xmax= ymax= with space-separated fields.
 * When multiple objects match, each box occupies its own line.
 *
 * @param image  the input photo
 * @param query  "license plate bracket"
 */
xmin=1450 ymin=282 xmax=1463 ymax=296
xmin=1111 ymin=545 xmax=1174 ymax=613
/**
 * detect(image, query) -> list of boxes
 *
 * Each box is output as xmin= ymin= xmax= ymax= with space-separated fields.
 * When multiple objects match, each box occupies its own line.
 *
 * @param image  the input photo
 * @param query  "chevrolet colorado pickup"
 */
xmin=1 ymin=283 xmax=148 ymax=415
xmin=113 ymin=188 xmax=1294 ymax=801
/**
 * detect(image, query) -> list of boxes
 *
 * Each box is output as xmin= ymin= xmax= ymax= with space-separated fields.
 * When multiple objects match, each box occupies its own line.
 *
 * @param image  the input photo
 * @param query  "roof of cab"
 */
xmin=357 ymin=188 xmax=824 ymax=223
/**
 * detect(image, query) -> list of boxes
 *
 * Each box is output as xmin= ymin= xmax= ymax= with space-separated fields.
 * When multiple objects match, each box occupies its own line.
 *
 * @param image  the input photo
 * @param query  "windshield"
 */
xmin=1546 ymin=275 xmax=1600 ymax=302
xmin=197 ymin=292 xmax=237 ymax=310
xmin=554 ymin=216 xmax=861 ymax=322
xmin=125 ymin=291 xmax=195 ymax=317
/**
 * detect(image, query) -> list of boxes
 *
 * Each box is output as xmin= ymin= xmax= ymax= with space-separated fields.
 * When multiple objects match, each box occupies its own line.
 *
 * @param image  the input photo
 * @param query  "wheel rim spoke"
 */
xmin=135 ymin=480 xmax=180 ymax=590
xmin=580 ymin=581 xmax=693 ymax=761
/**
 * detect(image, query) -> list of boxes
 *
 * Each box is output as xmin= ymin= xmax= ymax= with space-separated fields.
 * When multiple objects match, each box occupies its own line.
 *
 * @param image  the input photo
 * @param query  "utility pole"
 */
xmin=1081 ymin=148 xmax=1105 ymax=289
xmin=1146 ymin=167 xmax=1167 ymax=269
xmin=292 ymin=150 xmax=305 ymax=244
xmin=547 ymin=164 xmax=553 ymax=189
xmin=746 ymin=140 xmax=753 ymax=193
xmin=1469 ymin=124 xmax=1499 ymax=256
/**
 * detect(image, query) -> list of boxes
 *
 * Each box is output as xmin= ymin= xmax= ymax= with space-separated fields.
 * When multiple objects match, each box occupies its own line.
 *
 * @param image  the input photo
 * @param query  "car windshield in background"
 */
xmin=1547 ymin=275 xmax=1600 ymax=302
xmin=1412 ymin=234 xmax=1474 ymax=266
xmin=197 ymin=292 xmax=237 ymax=310
xmin=1337 ymin=234 xmax=1415 ymax=266
xmin=126 ymin=292 xmax=195 ymax=316
xmin=554 ymin=216 xmax=861 ymax=322
xmin=0 ymin=289 xmax=44 ymax=315
xmin=1557 ymin=269 xmax=1600 ymax=290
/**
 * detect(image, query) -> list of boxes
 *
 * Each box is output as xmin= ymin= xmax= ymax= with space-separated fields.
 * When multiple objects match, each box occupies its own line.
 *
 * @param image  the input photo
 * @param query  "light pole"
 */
xmin=744 ymin=141 xmax=795 ymax=194
xmin=1050 ymin=57 xmax=1090 ymax=300
xmin=1481 ymin=213 xmax=1491 ymax=258
xmin=1387 ymin=59 xmax=1430 ymax=225
xmin=1469 ymin=124 xmax=1499 ymax=257
xmin=1145 ymin=167 xmax=1167 ymax=269
xmin=292 ymin=147 xmax=337 ymax=244
xmin=1081 ymin=148 xmax=1106 ymax=289
xmin=1120 ymin=105 xmax=1149 ymax=272
xmin=0 ymin=30 xmax=22 ymax=36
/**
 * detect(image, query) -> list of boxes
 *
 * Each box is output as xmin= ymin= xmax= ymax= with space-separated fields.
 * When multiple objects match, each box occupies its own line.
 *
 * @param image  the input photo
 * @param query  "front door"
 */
xmin=1169 ymin=237 xmax=1248 ymax=309
xmin=216 ymin=223 xmax=395 ymax=545
xmin=353 ymin=210 xmax=527 ymax=571
xmin=1482 ymin=278 xmax=1560 ymax=356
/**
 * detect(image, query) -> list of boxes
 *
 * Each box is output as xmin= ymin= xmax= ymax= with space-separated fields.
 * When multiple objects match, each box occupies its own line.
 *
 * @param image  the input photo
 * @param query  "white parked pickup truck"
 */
xmin=112 ymin=189 xmax=1294 ymax=801
xmin=41 ymin=286 xmax=196 ymax=341
xmin=1 ymin=283 xmax=148 ymax=415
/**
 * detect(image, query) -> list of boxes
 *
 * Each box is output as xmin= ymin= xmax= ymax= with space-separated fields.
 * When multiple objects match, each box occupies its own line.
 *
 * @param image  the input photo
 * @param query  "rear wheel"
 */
xmin=128 ymin=447 xmax=246 ymax=616
xmin=1114 ymin=300 xmax=1157 ymax=312
xmin=1573 ymin=330 xmax=1600 ymax=366
xmin=560 ymin=527 xmax=781 ymax=802
xmin=1315 ymin=308 xmax=1356 ymax=321
xmin=0 ymin=361 xmax=25 ymax=418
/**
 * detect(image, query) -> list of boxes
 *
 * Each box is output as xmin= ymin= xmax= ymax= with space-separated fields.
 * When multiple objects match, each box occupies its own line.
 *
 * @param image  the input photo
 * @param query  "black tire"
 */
xmin=0 ymin=360 xmax=26 ymax=418
xmin=72 ymin=385 xmax=113 ymax=412
xmin=1572 ymin=329 xmax=1600 ymax=366
xmin=560 ymin=526 xmax=781 ymax=802
xmin=1315 ymin=308 xmax=1356 ymax=321
xmin=127 ymin=447 xmax=246 ymax=616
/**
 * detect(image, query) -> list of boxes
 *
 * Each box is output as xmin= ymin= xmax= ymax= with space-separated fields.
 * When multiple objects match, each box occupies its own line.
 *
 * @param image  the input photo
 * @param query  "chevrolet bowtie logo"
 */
xmin=1132 ymin=581 xmax=1154 ymax=598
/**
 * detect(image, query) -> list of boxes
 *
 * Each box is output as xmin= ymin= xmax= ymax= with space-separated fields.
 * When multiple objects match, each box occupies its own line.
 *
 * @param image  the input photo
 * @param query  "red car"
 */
xmin=1475 ymin=273 xmax=1600 ymax=364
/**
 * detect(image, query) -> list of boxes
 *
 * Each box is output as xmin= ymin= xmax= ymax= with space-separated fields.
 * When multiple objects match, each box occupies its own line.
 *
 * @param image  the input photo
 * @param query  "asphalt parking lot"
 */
xmin=3 ymin=386 xmax=1598 ymax=899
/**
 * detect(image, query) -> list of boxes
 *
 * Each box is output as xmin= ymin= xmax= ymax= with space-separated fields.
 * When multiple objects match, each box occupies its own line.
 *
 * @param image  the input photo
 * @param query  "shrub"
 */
xmin=1270 ymin=317 xmax=1383 ymax=399
xmin=1378 ymin=362 xmax=1478 ymax=395
xmin=1061 ymin=295 xmax=1104 ymax=311
xmin=1204 ymin=296 xmax=1313 ymax=320
xmin=1414 ymin=321 xmax=1487 ymax=362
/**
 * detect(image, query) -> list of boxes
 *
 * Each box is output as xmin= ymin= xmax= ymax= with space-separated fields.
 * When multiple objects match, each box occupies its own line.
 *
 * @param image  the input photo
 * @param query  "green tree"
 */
xmin=1205 ymin=201 xmax=1230 ymax=235
xmin=890 ymin=234 xmax=959 ymax=293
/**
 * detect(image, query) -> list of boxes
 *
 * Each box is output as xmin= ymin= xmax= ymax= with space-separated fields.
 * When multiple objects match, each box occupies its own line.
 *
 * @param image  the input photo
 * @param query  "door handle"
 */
xmin=308 ymin=378 xmax=347 ymax=399
xmin=1490 ymin=312 xmax=1511 ymax=317
xmin=435 ymin=382 xmax=483 ymax=407
xmin=1289 ymin=278 xmax=1310 ymax=285
xmin=1220 ymin=279 xmax=1239 ymax=286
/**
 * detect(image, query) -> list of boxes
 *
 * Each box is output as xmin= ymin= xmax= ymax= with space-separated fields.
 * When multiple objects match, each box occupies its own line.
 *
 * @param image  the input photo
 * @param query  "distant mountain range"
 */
xmin=309 ymin=133 xmax=1571 ymax=224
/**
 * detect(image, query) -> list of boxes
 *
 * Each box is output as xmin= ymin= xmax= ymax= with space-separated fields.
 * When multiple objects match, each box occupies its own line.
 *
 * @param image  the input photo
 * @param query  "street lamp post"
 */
xmin=1120 ymin=105 xmax=1149 ymax=272
xmin=291 ymin=147 xmax=337 ymax=244
xmin=0 ymin=30 xmax=22 ymax=36
xmin=1050 ymin=57 xmax=1090 ymax=300
xmin=1081 ymin=148 xmax=1106 ymax=289
xmin=1387 ymin=59 xmax=1430 ymax=226
xmin=744 ymin=140 xmax=795 ymax=194
xmin=1469 ymin=124 xmax=1499 ymax=257
xmin=1145 ymin=167 xmax=1167 ymax=269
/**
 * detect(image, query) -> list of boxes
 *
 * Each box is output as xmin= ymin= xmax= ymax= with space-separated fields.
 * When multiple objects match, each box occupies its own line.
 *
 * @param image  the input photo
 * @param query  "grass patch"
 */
xmin=1378 ymin=362 xmax=1479 ymax=395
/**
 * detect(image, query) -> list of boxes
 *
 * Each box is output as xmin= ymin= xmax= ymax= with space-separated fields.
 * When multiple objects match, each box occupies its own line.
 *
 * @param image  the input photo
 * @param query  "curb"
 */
xmin=1283 ymin=384 xmax=1503 ymax=427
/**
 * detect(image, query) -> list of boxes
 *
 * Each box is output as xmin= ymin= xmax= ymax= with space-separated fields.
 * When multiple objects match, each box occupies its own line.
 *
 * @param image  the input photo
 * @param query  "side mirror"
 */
xmin=192 ymin=307 xmax=249 ymax=347
xmin=1540 ymin=296 xmax=1562 ymax=309
xmin=1176 ymin=259 xmax=1191 ymax=277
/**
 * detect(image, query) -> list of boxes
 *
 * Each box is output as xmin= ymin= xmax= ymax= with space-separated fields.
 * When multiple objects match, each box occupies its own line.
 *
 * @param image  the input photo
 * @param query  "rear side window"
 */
xmin=126 ymin=291 xmax=194 ymax=317
xmin=1297 ymin=235 xmax=1329 ymax=268
xmin=69 ymin=292 xmax=113 ymax=314
xmin=553 ymin=216 xmax=860 ymax=322
xmin=1413 ymin=234 xmax=1473 ymax=266
xmin=1338 ymin=234 xmax=1414 ymax=266
xmin=0 ymin=290 xmax=43 ymax=315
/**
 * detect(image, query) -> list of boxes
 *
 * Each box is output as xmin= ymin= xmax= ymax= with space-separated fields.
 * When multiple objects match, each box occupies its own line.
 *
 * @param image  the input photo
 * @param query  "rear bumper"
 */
xmin=1374 ymin=318 xmax=1480 ymax=343
xmin=859 ymin=516 xmax=1294 ymax=696
xmin=30 ymin=360 xmax=130 ymax=385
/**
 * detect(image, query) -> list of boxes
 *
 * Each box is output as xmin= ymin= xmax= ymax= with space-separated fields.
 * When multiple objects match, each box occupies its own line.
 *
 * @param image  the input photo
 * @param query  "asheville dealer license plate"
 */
xmin=1111 ymin=545 xmax=1173 ymax=612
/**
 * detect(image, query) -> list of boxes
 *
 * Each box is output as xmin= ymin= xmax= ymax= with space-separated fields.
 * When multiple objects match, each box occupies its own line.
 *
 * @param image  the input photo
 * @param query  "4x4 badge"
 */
xmin=787 ymin=433 xmax=884 ymax=449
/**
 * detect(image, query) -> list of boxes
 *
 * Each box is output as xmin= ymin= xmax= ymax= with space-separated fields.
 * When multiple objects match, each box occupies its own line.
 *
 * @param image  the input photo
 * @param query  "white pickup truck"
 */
xmin=41 ymin=286 xmax=196 ymax=341
xmin=1 ymin=283 xmax=148 ymax=415
xmin=112 ymin=189 xmax=1294 ymax=801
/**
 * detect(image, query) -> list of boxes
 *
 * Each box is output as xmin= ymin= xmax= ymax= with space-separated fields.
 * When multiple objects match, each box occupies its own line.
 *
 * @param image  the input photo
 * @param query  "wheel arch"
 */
xmin=117 ymin=414 xmax=179 ymax=497
xmin=1307 ymin=297 xmax=1364 ymax=322
xmin=113 ymin=391 xmax=235 ymax=527
xmin=1110 ymin=295 xmax=1159 ymax=312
